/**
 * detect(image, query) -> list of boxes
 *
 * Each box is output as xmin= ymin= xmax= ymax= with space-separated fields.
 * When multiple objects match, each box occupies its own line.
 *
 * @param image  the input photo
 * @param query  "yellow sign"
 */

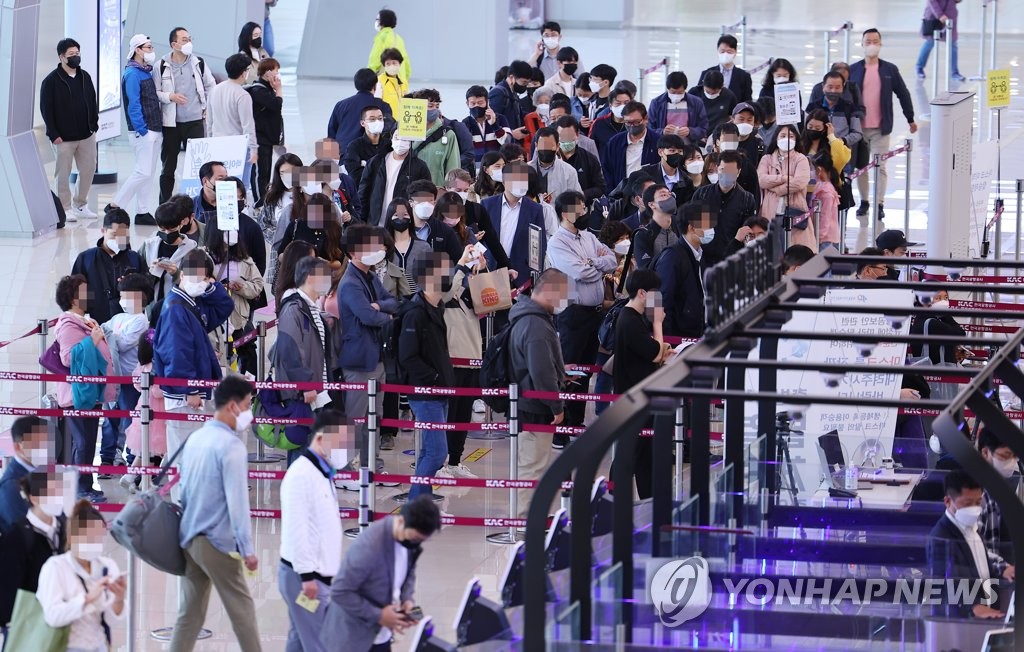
xmin=397 ymin=97 xmax=428 ymax=140
xmin=463 ymin=448 xmax=490 ymax=463
xmin=987 ymin=69 xmax=1011 ymax=109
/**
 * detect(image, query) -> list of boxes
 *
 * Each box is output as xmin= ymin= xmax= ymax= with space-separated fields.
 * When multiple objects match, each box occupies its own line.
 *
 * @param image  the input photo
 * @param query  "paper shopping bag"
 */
xmin=468 ymin=268 xmax=514 ymax=315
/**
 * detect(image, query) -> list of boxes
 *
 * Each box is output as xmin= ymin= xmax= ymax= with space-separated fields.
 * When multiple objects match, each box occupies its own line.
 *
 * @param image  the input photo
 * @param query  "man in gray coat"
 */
xmin=321 ymin=496 xmax=441 ymax=651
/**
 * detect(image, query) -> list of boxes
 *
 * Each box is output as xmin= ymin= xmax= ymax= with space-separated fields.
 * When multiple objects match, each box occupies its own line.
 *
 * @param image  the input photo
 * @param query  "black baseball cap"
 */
xmin=875 ymin=230 xmax=920 ymax=251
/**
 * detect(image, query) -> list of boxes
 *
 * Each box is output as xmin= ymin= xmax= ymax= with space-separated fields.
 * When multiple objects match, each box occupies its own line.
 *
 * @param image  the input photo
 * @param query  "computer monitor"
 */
xmin=499 ymin=541 xmax=557 ymax=607
xmin=981 ymin=627 xmax=1014 ymax=652
xmin=818 ymin=430 xmax=845 ymax=469
xmin=591 ymin=476 xmax=614 ymax=537
xmin=545 ymin=508 xmax=572 ymax=572
xmin=452 ymin=577 xmax=513 ymax=646
xmin=408 ymin=616 xmax=457 ymax=652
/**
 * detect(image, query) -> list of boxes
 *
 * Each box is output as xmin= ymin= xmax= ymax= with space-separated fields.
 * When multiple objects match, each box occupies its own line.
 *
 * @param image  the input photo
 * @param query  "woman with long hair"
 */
xmin=472 ymin=152 xmax=505 ymax=199
xmin=759 ymin=57 xmax=798 ymax=98
xmin=263 ymin=153 xmax=303 ymax=287
xmin=278 ymin=192 xmax=345 ymax=263
xmin=274 ymin=240 xmax=316 ymax=309
xmin=237 ymin=21 xmax=269 ymax=83
xmin=383 ymin=198 xmax=431 ymax=293
xmin=758 ymin=124 xmax=815 ymax=250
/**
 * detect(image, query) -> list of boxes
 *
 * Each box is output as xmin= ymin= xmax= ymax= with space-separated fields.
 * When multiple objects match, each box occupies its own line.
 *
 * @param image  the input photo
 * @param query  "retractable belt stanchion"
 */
xmin=931 ymin=27 xmax=942 ymax=98
xmin=945 ymin=19 xmax=955 ymax=94
xmin=487 ymin=384 xmax=521 ymax=544
xmin=249 ymin=321 xmax=283 ymax=463
xmin=127 ymin=372 xmax=151 ymax=652
xmin=903 ymin=138 xmax=913 ymax=236
xmin=347 ymin=378 xmax=378 ymax=539
xmin=469 ymin=313 xmax=504 ymax=440
xmin=37 ymin=319 xmax=47 ymax=407
xmin=870 ymin=153 xmax=882 ymax=245
xmin=1016 ymin=180 xmax=1023 ymax=261
xmin=673 ymin=406 xmax=685 ymax=502
xmin=971 ymin=1 xmax=989 ymax=81
xmin=823 ymin=30 xmax=832 ymax=74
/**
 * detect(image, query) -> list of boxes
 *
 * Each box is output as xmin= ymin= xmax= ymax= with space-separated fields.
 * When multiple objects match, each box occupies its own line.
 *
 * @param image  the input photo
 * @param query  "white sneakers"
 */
xmin=472 ymin=400 xmax=486 ymax=414
xmin=71 ymin=204 xmax=98 ymax=219
xmin=119 ymin=473 xmax=139 ymax=494
xmin=446 ymin=463 xmax=478 ymax=479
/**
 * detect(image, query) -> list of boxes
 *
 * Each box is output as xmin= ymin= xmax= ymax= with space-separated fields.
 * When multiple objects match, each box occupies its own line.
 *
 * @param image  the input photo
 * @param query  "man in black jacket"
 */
xmin=633 ymin=184 xmax=682 ymax=269
xmin=697 ymin=34 xmax=753 ymax=103
xmin=400 ymin=252 xmax=455 ymax=500
xmin=70 ymin=207 xmax=147 ymax=325
xmin=247 ymin=58 xmax=284 ymax=206
xmin=555 ymin=116 xmax=605 ymax=202
xmin=927 ymin=470 xmax=1007 ymax=619
xmin=342 ymin=106 xmax=389 ymax=190
xmin=488 ymin=60 xmax=533 ymax=136
xmin=690 ymin=150 xmax=759 ymax=267
xmin=358 ymin=138 xmax=432 ymax=227
xmin=654 ymin=203 xmax=709 ymax=338
xmin=40 ymin=38 xmax=99 ymax=221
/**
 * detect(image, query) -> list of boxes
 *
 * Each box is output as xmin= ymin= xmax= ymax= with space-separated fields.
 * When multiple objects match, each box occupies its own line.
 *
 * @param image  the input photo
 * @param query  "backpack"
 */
xmin=252 ymin=385 xmax=313 ymax=451
xmin=413 ymin=125 xmax=452 ymax=156
xmin=598 ymin=299 xmax=628 ymax=352
xmin=478 ymin=320 xmax=516 ymax=413
xmin=384 ymin=300 xmax=420 ymax=384
xmin=159 ymin=56 xmax=206 ymax=80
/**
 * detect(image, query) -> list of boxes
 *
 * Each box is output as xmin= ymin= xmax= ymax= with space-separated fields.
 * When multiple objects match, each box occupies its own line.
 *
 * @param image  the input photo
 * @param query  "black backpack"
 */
xmin=384 ymin=300 xmax=420 ymax=384
xmin=598 ymin=299 xmax=628 ymax=352
xmin=478 ymin=315 xmax=527 ymax=413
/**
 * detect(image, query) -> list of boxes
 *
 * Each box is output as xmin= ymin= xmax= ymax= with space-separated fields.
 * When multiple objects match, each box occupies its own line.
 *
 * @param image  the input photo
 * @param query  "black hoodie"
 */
xmin=40 ymin=64 xmax=98 ymax=142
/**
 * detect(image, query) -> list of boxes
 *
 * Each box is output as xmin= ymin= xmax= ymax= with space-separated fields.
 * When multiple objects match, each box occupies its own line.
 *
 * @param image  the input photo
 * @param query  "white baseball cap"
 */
xmin=127 ymin=34 xmax=151 ymax=60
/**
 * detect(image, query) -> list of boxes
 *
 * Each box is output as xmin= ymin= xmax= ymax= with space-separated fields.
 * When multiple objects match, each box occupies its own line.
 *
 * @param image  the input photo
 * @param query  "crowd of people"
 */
xmin=7 ymin=5 xmax=983 ymax=650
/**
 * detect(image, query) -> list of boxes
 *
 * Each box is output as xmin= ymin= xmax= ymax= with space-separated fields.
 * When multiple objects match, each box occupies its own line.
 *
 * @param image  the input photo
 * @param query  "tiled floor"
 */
xmin=3 ymin=1 xmax=1024 ymax=649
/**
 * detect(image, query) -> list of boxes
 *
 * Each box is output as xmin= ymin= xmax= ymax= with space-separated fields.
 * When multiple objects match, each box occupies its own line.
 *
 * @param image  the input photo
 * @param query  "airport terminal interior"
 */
xmin=2 ymin=0 xmax=1024 ymax=649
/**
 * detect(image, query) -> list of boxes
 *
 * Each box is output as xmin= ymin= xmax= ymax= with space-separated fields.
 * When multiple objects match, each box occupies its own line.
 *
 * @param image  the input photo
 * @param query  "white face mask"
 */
xmin=488 ymin=168 xmax=503 ymax=183
xmin=864 ymin=44 xmax=881 ymax=58
xmin=27 ymin=447 xmax=49 ymax=467
xmin=588 ymin=80 xmax=602 ymax=93
xmin=40 ymin=498 xmax=64 ymax=517
xmin=361 ymin=249 xmax=386 ymax=267
xmin=76 ymin=542 xmax=104 ymax=561
xmin=931 ymin=299 xmax=949 ymax=310
xmin=455 ymin=191 xmax=469 ymax=202
xmin=328 ymin=178 xmax=342 ymax=191
xmin=392 ymin=139 xmax=411 ymax=155
xmin=235 ymin=408 xmax=254 ymax=432
xmin=384 ymin=63 xmax=400 ymax=76
xmin=718 ymin=51 xmax=736 ymax=65
xmin=704 ymin=90 xmax=721 ymax=100
xmin=535 ymin=103 xmax=550 ymax=117
xmin=225 ymin=230 xmax=239 ymax=246
xmin=374 ymin=19 xmax=381 ymax=31
xmin=366 ymin=120 xmax=385 ymax=135
xmin=330 ymin=449 xmax=348 ymax=470
xmin=773 ymin=75 xmax=789 ymax=84
xmin=413 ymin=203 xmax=434 ymax=219
xmin=777 ymin=138 xmax=795 ymax=152
xmin=610 ymin=104 xmax=625 ymax=119
xmin=509 ymin=183 xmax=529 ymax=198
xmin=181 ymin=278 xmax=209 ymax=298
xmin=685 ymin=160 xmax=704 ymax=175
xmin=707 ymin=172 xmax=720 ymax=184
xmin=953 ymin=505 xmax=982 ymax=529
xmin=542 ymin=36 xmax=560 ymax=50
xmin=992 ymin=455 xmax=1019 ymax=478
xmin=667 ymin=93 xmax=685 ymax=104
xmin=736 ymin=123 xmax=754 ymax=137
xmin=105 ymin=237 xmax=125 ymax=253
xmin=929 ymin=434 xmax=942 ymax=454
xmin=303 ymin=180 xmax=322 ymax=195
xmin=142 ymin=51 xmax=156 ymax=65
xmin=719 ymin=140 xmax=739 ymax=151
xmin=699 ymin=228 xmax=715 ymax=244
xmin=118 ymin=298 xmax=137 ymax=314
xmin=180 ymin=42 xmax=194 ymax=57
xmin=613 ymin=239 xmax=631 ymax=255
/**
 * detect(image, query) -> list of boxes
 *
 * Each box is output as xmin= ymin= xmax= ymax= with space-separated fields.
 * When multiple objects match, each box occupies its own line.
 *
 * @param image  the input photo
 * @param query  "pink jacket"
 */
xmin=54 ymin=311 xmax=115 ymax=409
xmin=813 ymin=180 xmax=841 ymax=245
xmin=757 ymin=152 xmax=817 ymax=250
xmin=125 ymin=363 xmax=167 ymax=456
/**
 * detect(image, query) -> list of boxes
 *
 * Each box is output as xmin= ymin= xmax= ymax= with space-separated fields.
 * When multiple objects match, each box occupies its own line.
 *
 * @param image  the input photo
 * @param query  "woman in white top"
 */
xmin=36 ymin=499 xmax=125 ymax=652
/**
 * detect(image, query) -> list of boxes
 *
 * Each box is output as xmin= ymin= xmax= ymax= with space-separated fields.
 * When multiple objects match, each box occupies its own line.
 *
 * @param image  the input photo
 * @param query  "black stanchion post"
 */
xmin=650 ymin=413 xmax=674 ymax=557
xmin=37 ymin=318 xmax=48 ymax=407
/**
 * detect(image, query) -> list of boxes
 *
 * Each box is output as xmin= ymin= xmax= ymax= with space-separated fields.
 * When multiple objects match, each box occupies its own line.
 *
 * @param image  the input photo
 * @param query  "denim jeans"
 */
xmin=408 ymin=399 xmax=448 ymax=499
xmin=66 ymin=416 xmax=101 ymax=493
xmin=101 ymin=384 xmax=140 ymax=462
xmin=916 ymin=37 xmax=959 ymax=76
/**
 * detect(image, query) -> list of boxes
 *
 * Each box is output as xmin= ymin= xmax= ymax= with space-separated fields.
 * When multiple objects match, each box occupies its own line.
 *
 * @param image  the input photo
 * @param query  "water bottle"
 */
xmin=844 ymin=465 xmax=858 ymax=491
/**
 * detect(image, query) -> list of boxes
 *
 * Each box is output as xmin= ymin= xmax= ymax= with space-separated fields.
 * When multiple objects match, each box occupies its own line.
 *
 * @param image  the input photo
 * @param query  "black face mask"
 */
xmin=391 ymin=217 xmax=411 ymax=232
xmin=512 ymin=82 xmax=526 ymax=94
xmin=66 ymin=55 xmax=81 ymax=69
xmin=562 ymin=63 xmax=577 ymax=76
xmin=398 ymin=538 xmax=421 ymax=551
xmin=537 ymin=150 xmax=556 ymax=165
xmin=665 ymin=153 xmax=684 ymax=169
xmin=440 ymin=277 xmax=453 ymax=293
xmin=469 ymin=106 xmax=487 ymax=120
xmin=573 ymin=212 xmax=591 ymax=231
xmin=159 ymin=230 xmax=181 ymax=244
xmin=251 ymin=37 xmax=262 ymax=49
xmin=525 ymin=87 xmax=537 ymax=99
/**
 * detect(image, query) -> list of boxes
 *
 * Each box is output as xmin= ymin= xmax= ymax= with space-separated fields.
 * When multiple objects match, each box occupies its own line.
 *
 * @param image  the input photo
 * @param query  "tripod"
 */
xmin=775 ymin=412 xmax=802 ymax=506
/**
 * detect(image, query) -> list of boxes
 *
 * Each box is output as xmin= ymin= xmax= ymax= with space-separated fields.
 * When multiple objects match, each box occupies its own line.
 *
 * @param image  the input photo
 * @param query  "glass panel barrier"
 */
xmin=591 ymin=562 xmax=623 ymax=644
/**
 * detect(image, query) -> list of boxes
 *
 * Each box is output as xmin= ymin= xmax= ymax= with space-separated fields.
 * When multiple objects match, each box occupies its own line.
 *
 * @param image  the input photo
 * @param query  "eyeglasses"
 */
xmin=624 ymin=120 xmax=644 ymax=128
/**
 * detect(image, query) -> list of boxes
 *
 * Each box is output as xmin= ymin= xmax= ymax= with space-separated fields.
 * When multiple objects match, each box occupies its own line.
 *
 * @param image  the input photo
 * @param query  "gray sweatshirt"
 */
xmin=508 ymin=295 xmax=565 ymax=417
xmin=207 ymin=80 xmax=257 ymax=150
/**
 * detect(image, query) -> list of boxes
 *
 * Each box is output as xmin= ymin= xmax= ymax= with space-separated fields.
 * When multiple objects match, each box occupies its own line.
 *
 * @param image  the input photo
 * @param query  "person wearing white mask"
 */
xmin=0 ymin=418 xmax=52 ymax=535
xmin=338 ymin=225 xmax=400 ymax=473
xmin=927 ymin=469 xmax=1011 ymax=619
xmin=155 ymin=27 xmax=216 ymax=204
xmin=70 ymin=207 xmax=147 ymax=326
xmin=648 ymin=71 xmax=709 ymax=148
xmin=278 ymin=411 xmax=350 ymax=651
xmin=697 ymin=34 xmax=753 ymax=103
xmin=358 ymin=129 xmax=432 ymax=227
xmin=109 ymin=34 xmax=164 ymax=226
xmin=152 ymin=249 xmax=235 ymax=464
xmin=36 ymin=499 xmax=125 ymax=652
xmin=757 ymin=124 xmax=816 ymax=251
xmin=712 ymin=121 xmax=761 ymax=200
xmin=0 ymin=471 xmax=67 ymax=636
xmin=344 ymin=107 xmax=389 ymax=190
xmin=588 ymin=84 xmax=632 ymax=153
xmin=758 ymin=58 xmax=799 ymax=100
xmin=170 ymin=375 xmax=263 ymax=651
xmin=480 ymin=161 xmax=550 ymax=283
xmin=586 ymin=63 xmax=617 ymax=116
xmin=977 ymin=428 xmax=1022 ymax=570
xmin=407 ymin=180 xmax=465 ymax=265
xmin=530 ymin=21 xmax=577 ymax=80
xmin=248 ymin=57 xmax=284 ymax=206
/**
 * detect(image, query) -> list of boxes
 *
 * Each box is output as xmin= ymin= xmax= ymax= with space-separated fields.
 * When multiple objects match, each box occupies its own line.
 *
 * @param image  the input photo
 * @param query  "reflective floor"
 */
xmin=2 ymin=0 xmax=1024 ymax=648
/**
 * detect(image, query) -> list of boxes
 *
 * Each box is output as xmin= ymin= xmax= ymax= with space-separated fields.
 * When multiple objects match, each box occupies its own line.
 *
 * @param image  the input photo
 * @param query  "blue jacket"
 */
xmin=0 ymin=459 xmax=32 ymax=534
xmin=153 ymin=284 xmax=234 ymax=400
xmin=337 ymin=263 xmax=399 ymax=372
xmin=600 ymin=128 xmax=662 ymax=192
xmin=488 ymin=80 xmax=523 ymax=131
xmin=120 ymin=62 xmax=162 ymax=135
xmin=70 ymin=337 xmax=109 ymax=409
xmin=327 ymin=91 xmax=393 ymax=157
xmin=480 ymin=195 xmax=548 ymax=282
xmin=647 ymin=92 xmax=709 ymax=146
xmin=848 ymin=58 xmax=915 ymax=136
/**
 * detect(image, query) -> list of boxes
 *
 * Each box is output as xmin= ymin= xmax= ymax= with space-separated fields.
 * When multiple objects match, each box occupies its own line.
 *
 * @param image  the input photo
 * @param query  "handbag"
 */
xmin=467 ymin=267 xmax=514 ymax=315
xmin=2 ymin=589 xmax=70 ymax=651
xmin=39 ymin=340 xmax=71 ymax=375
xmin=110 ymin=429 xmax=198 ymax=576
xmin=921 ymin=17 xmax=945 ymax=38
